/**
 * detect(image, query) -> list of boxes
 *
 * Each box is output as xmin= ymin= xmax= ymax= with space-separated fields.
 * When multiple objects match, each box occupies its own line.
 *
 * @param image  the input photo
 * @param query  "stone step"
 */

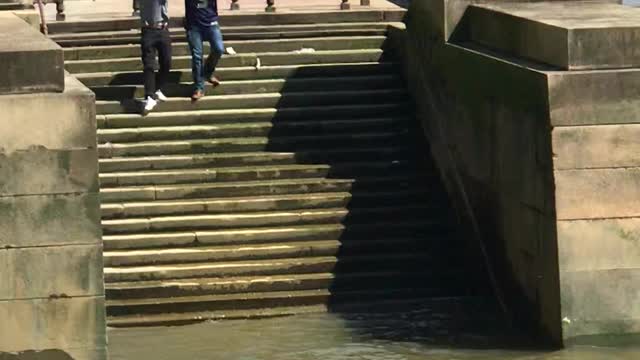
xmin=102 ymin=221 xmax=446 ymax=250
xmin=104 ymin=238 xmax=442 ymax=267
xmin=91 ymin=75 xmax=401 ymax=100
xmin=105 ymin=270 xmax=440 ymax=300
xmin=97 ymin=103 xmax=408 ymax=129
xmin=106 ymin=287 xmax=457 ymax=317
xmin=101 ymin=205 xmax=433 ymax=235
xmin=98 ymin=132 xmax=407 ymax=158
xmin=64 ymin=36 xmax=388 ymax=61
xmin=98 ymin=147 xmax=409 ymax=172
xmin=101 ymin=190 xmax=432 ymax=219
xmin=100 ymin=176 xmax=418 ymax=202
xmin=48 ymin=10 xmax=406 ymax=34
xmin=103 ymin=253 xmax=439 ymax=283
xmin=97 ymin=117 xmax=407 ymax=143
xmin=77 ymin=62 xmax=399 ymax=86
xmin=95 ymin=88 xmax=407 ymax=115
xmin=99 ymin=161 xmax=411 ymax=187
xmin=66 ymin=49 xmax=385 ymax=74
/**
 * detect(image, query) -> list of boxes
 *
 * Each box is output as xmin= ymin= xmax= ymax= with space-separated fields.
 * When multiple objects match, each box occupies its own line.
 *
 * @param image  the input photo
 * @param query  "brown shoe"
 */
xmin=207 ymin=76 xmax=221 ymax=87
xmin=191 ymin=89 xmax=205 ymax=101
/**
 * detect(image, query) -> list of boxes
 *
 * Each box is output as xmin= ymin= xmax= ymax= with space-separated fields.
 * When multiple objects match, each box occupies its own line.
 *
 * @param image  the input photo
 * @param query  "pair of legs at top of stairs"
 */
xmin=186 ymin=22 xmax=225 ymax=101
xmin=141 ymin=25 xmax=172 ymax=114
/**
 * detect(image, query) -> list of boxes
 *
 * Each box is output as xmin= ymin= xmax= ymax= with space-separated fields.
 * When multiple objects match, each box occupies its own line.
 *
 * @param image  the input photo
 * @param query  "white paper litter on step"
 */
xmin=294 ymin=48 xmax=316 ymax=54
xmin=226 ymin=47 xmax=237 ymax=55
xmin=255 ymin=57 xmax=262 ymax=70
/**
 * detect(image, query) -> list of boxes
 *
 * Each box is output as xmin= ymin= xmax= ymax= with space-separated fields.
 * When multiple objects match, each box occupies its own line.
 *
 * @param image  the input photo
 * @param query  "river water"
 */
xmin=107 ymin=305 xmax=640 ymax=360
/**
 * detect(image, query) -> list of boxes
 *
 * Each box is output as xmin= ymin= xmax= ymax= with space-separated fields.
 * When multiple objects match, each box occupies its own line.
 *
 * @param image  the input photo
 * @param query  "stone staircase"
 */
xmin=49 ymin=10 xmax=491 ymax=327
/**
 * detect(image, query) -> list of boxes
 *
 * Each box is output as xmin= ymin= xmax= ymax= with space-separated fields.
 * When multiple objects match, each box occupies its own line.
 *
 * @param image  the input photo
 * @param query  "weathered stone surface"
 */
xmin=468 ymin=2 xmax=640 ymax=70
xmin=552 ymin=124 xmax=640 ymax=170
xmin=0 ymin=296 xmax=106 ymax=353
xmin=560 ymin=268 xmax=640 ymax=338
xmin=0 ymin=193 xmax=102 ymax=248
xmin=557 ymin=218 xmax=640 ymax=272
xmin=0 ymin=13 xmax=63 ymax=94
xmin=555 ymin=168 xmax=640 ymax=220
xmin=0 ymin=149 xmax=99 ymax=196
xmin=0 ymin=245 xmax=103 ymax=300
xmin=0 ymin=74 xmax=96 ymax=153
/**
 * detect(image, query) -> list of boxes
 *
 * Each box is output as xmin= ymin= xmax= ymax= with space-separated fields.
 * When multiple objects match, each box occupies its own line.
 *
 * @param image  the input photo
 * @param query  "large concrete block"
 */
xmin=468 ymin=2 xmax=640 ymax=70
xmin=560 ymin=268 xmax=640 ymax=338
xmin=558 ymin=218 xmax=640 ymax=272
xmin=0 ymin=296 xmax=106 ymax=354
xmin=0 ymin=193 xmax=102 ymax=248
xmin=553 ymin=124 xmax=640 ymax=170
xmin=0 ymin=245 xmax=103 ymax=300
xmin=0 ymin=13 xmax=63 ymax=94
xmin=0 ymin=74 xmax=96 ymax=153
xmin=0 ymin=149 xmax=99 ymax=196
xmin=555 ymin=168 xmax=640 ymax=220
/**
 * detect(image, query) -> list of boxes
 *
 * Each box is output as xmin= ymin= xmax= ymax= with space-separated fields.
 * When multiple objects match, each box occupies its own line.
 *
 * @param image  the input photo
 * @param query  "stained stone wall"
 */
xmin=0 ymin=12 xmax=106 ymax=360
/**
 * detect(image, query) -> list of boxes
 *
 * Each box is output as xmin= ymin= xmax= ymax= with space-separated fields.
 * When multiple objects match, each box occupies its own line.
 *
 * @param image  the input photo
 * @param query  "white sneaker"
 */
xmin=143 ymin=96 xmax=157 ymax=113
xmin=155 ymin=90 xmax=168 ymax=102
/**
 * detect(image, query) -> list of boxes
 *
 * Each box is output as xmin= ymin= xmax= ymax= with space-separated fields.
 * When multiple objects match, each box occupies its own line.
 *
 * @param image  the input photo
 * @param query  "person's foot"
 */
xmin=207 ymin=76 xmax=221 ymax=87
xmin=191 ymin=89 xmax=205 ymax=101
xmin=155 ymin=90 xmax=168 ymax=102
xmin=143 ymin=96 xmax=157 ymax=114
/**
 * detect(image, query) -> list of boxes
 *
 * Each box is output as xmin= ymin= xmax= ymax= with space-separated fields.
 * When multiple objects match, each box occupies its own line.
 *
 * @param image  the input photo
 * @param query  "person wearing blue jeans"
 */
xmin=185 ymin=0 xmax=224 ymax=100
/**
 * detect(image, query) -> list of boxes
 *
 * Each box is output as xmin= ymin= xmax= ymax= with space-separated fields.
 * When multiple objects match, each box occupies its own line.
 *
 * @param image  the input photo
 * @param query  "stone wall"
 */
xmin=0 ymin=12 xmax=106 ymax=360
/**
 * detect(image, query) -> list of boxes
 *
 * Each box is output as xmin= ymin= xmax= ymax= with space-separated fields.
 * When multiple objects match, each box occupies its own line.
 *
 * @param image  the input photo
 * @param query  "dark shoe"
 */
xmin=191 ymin=89 xmax=205 ymax=101
xmin=207 ymin=76 xmax=221 ymax=87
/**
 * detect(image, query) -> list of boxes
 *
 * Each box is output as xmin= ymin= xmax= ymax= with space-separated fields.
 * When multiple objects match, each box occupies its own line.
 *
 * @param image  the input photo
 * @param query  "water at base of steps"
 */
xmin=107 ymin=306 xmax=640 ymax=360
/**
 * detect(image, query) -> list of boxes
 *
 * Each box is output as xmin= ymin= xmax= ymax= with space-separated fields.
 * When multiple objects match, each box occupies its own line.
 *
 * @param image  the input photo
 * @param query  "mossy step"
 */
xmin=64 ymin=36 xmax=388 ymax=61
xmin=103 ymin=253 xmax=439 ymax=283
xmin=99 ymin=161 xmax=411 ymax=187
xmin=77 ymin=62 xmax=399 ymax=86
xmin=97 ymin=117 xmax=407 ymax=143
xmin=101 ymin=190 xmax=430 ymax=219
xmin=102 ymin=220 xmax=447 ymax=250
xmin=98 ymin=147 xmax=408 ymax=172
xmin=91 ymin=75 xmax=401 ymax=100
xmin=100 ymin=205 xmax=434 ymax=234
xmin=95 ymin=88 xmax=407 ymax=115
xmin=100 ymin=176 xmax=418 ymax=202
xmin=97 ymin=103 xmax=408 ymax=129
xmin=66 ymin=49 xmax=385 ymax=74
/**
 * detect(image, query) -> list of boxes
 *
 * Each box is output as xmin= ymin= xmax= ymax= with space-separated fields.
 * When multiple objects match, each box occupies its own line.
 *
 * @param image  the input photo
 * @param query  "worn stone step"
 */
xmin=98 ymin=131 xmax=406 ymax=158
xmin=101 ymin=205 xmax=433 ymax=234
xmin=98 ymin=147 xmax=408 ymax=172
xmin=104 ymin=238 xmax=442 ymax=267
xmin=99 ymin=161 xmax=411 ymax=187
xmin=64 ymin=36 xmax=388 ymax=61
xmin=97 ymin=117 xmax=407 ymax=143
xmin=102 ymin=220 xmax=445 ymax=250
xmin=101 ymin=190 xmax=430 ymax=219
xmin=67 ymin=49 xmax=385 ymax=74
xmin=105 ymin=270 xmax=448 ymax=300
xmin=106 ymin=287 xmax=453 ymax=317
xmin=77 ymin=62 xmax=399 ymax=86
xmin=96 ymin=88 xmax=407 ymax=115
xmin=98 ymin=103 xmax=408 ymax=129
xmin=91 ymin=75 xmax=401 ymax=100
xmin=100 ymin=176 xmax=418 ymax=202
xmin=103 ymin=253 xmax=438 ymax=283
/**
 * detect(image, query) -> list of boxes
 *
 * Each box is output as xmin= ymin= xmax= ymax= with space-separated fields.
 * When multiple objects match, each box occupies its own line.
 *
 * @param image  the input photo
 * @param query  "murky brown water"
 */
xmin=107 ymin=307 xmax=640 ymax=360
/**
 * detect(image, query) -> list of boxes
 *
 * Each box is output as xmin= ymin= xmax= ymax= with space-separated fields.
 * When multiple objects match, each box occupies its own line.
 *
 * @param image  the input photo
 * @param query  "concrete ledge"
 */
xmin=0 ymin=73 xmax=96 ymax=153
xmin=0 ymin=193 xmax=102 ymax=248
xmin=0 ymin=245 xmax=103 ymax=300
xmin=468 ymin=2 xmax=640 ymax=70
xmin=0 ymin=296 xmax=106 ymax=353
xmin=0 ymin=13 xmax=64 ymax=94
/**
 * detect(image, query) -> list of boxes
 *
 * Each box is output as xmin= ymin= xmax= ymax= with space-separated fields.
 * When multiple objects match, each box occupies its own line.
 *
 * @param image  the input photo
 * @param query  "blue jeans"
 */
xmin=187 ymin=24 xmax=225 ymax=91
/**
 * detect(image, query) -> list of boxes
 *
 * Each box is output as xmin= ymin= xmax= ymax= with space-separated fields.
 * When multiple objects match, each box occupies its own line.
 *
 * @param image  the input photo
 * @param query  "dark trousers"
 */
xmin=141 ymin=28 xmax=172 ymax=98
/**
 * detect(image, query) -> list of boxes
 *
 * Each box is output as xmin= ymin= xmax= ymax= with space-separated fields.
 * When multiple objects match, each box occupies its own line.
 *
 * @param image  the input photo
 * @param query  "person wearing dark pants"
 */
xmin=185 ymin=0 xmax=225 ymax=101
xmin=140 ymin=0 xmax=172 ymax=114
